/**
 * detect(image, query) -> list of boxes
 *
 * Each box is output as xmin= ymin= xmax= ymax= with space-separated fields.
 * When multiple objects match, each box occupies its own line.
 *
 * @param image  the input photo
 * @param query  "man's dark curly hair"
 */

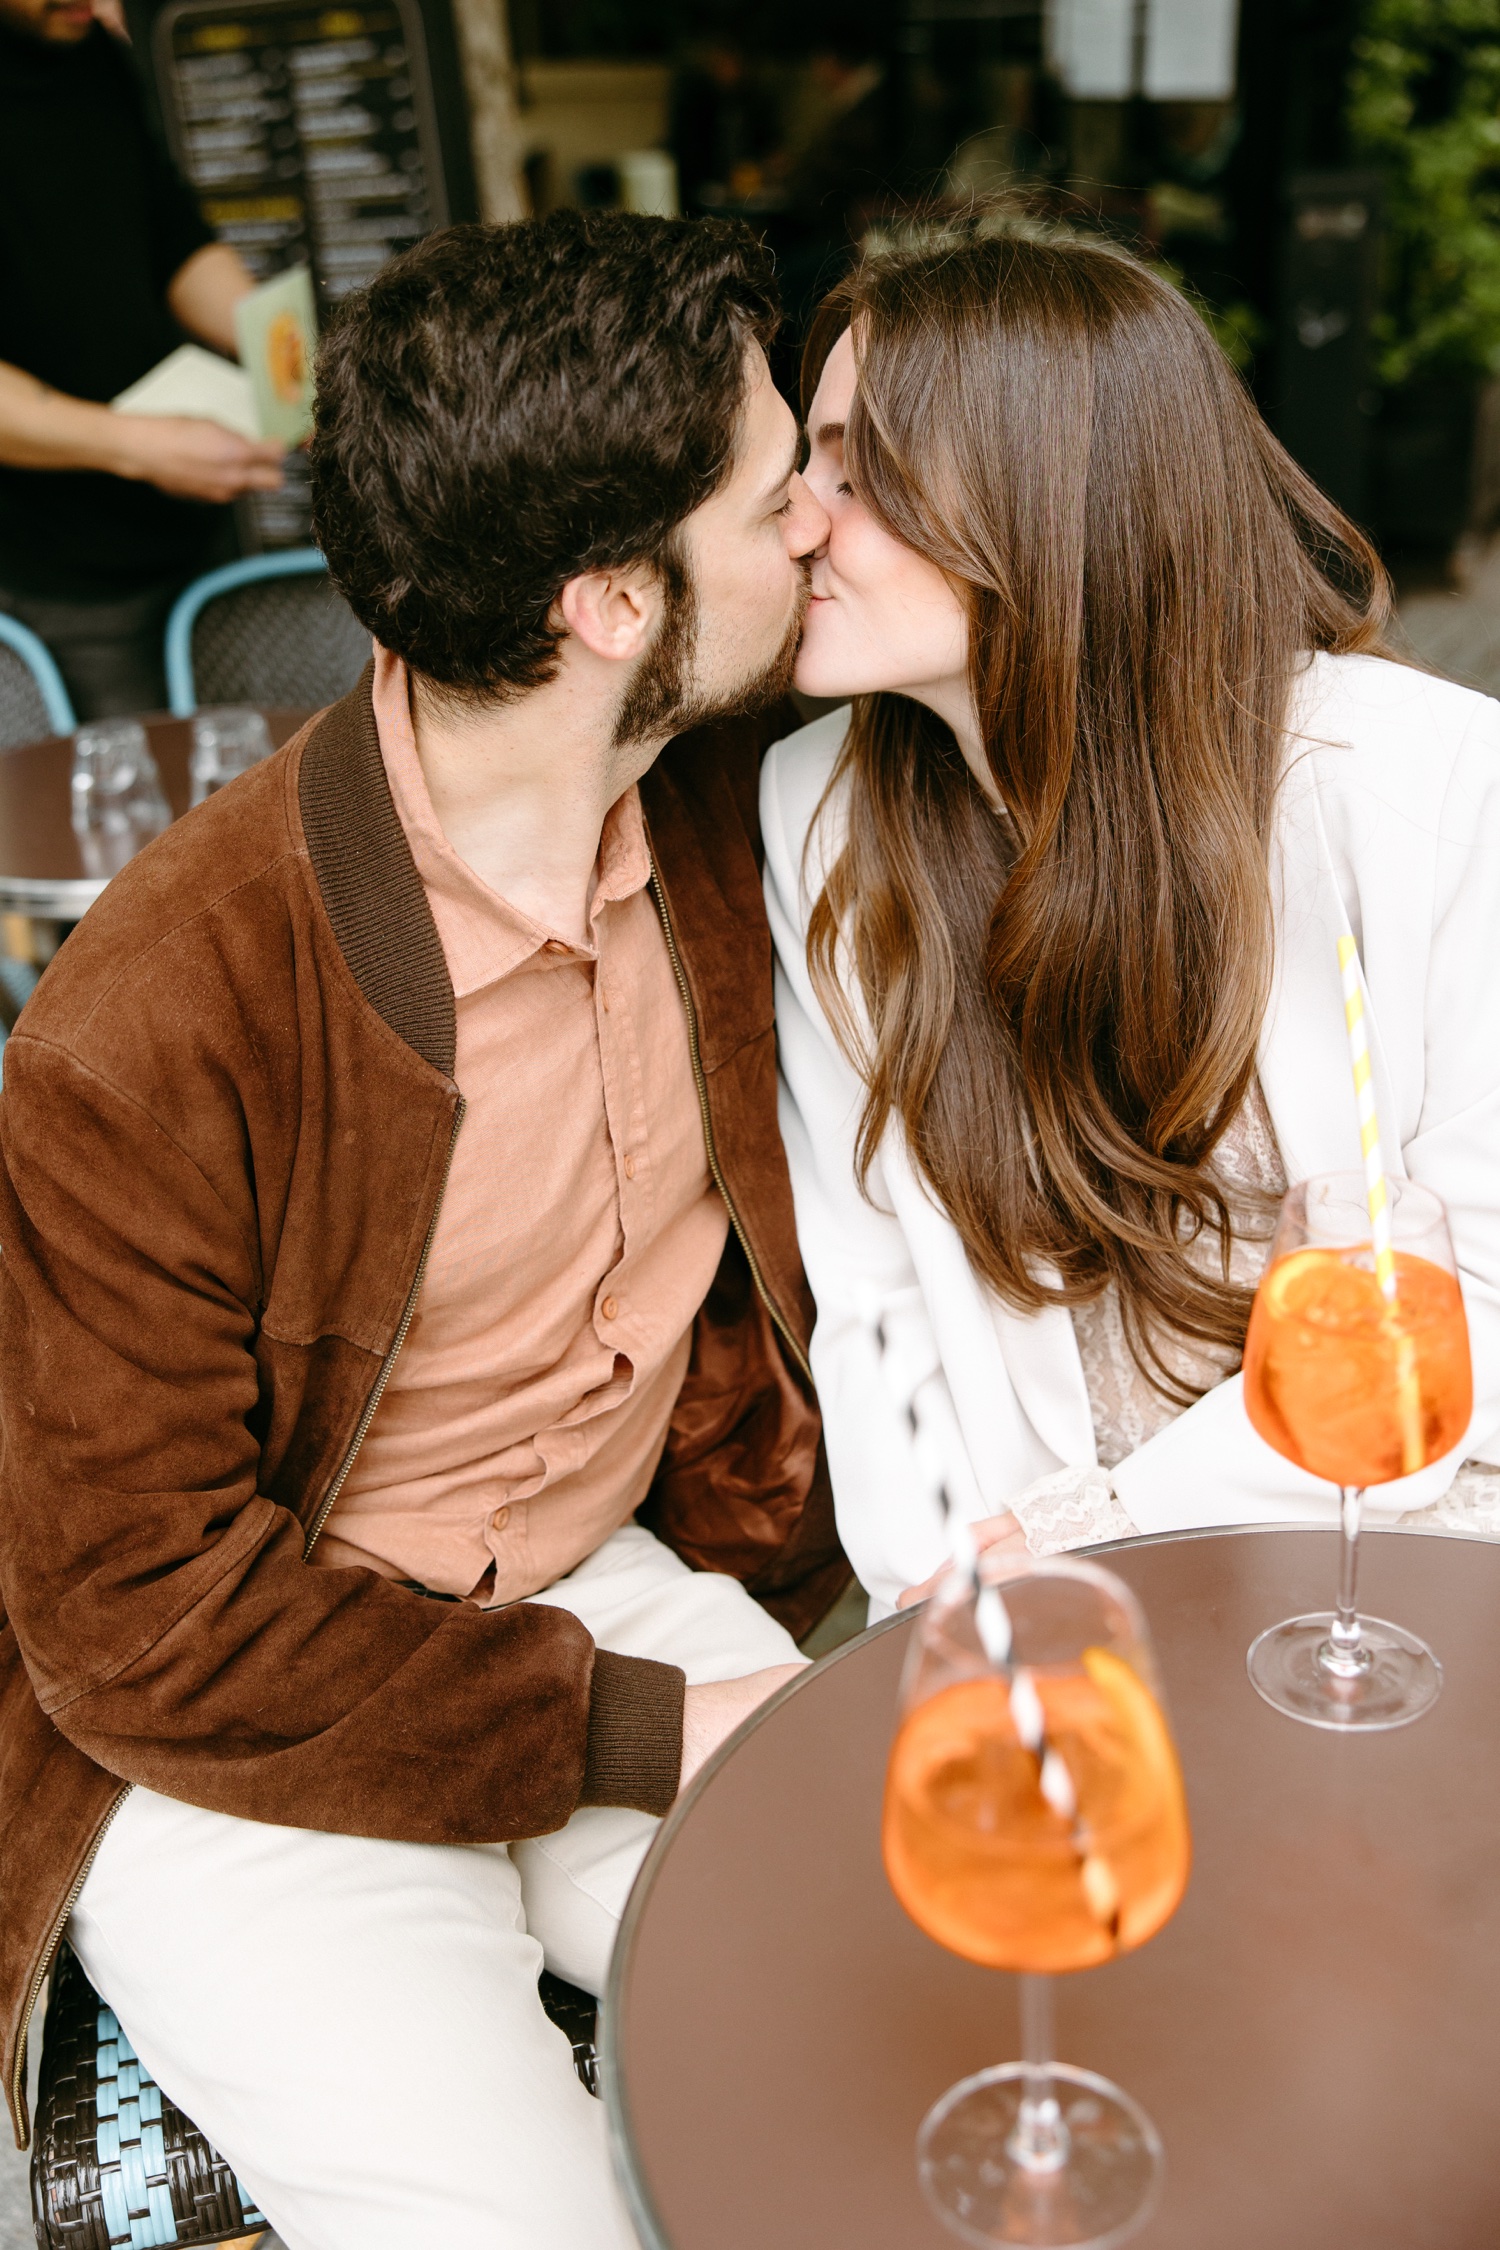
xmin=309 ymin=211 xmax=780 ymax=696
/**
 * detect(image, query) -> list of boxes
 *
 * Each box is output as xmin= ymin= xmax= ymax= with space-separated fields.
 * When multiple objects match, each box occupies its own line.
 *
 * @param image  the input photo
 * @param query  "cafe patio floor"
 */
xmin=1394 ymin=531 xmax=1500 ymax=698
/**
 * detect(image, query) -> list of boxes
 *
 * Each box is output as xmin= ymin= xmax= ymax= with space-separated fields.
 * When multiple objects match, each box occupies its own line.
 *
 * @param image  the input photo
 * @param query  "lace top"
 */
xmin=1070 ymin=1082 xmax=1286 ymax=1472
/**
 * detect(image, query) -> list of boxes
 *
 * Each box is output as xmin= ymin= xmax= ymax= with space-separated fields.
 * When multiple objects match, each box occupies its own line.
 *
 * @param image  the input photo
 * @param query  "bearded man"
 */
xmin=0 ymin=212 xmax=843 ymax=2249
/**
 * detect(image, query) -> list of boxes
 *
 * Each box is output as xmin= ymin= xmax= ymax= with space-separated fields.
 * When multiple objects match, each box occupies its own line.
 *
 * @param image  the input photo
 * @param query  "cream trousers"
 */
xmin=68 ymin=1524 xmax=802 ymax=2250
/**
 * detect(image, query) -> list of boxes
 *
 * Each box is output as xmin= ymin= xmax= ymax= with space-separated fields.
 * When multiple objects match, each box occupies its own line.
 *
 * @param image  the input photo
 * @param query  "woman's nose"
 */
xmin=785 ymin=471 xmax=830 ymax=561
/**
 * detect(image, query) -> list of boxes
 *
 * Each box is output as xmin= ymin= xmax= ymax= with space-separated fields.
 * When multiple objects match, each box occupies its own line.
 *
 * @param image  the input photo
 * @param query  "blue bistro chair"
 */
xmin=0 ymin=613 xmax=76 ymax=751
xmin=0 ymin=616 xmax=72 ymax=1036
xmin=31 ymin=1946 xmax=602 ymax=2248
xmin=164 ymin=551 xmax=370 ymax=718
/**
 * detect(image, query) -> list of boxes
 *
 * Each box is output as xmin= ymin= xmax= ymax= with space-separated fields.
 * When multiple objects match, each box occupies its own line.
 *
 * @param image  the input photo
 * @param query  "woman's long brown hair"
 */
xmin=803 ymin=216 xmax=1395 ymax=1400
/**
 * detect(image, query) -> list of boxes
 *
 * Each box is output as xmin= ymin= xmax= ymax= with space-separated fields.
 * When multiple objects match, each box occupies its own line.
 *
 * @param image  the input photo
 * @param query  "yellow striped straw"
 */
xmin=1339 ymin=934 xmax=1423 ymax=1472
xmin=1338 ymin=933 xmax=1396 ymax=1303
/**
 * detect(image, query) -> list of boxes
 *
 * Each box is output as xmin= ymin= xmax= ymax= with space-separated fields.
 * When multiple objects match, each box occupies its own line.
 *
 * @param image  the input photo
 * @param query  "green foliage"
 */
xmin=1197 ymin=296 xmax=1270 ymax=374
xmin=1147 ymin=258 xmax=1267 ymax=374
xmin=1348 ymin=0 xmax=1500 ymax=384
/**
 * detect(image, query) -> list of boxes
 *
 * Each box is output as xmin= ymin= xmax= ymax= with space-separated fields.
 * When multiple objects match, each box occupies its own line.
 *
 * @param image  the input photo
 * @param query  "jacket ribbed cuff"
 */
xmin=580 ymin=1648 xmax=686 ymax=1815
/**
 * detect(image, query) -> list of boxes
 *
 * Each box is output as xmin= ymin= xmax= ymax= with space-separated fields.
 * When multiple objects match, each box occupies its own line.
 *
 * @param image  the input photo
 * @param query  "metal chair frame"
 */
xmin=0 ymin=613 xmax=77 ymax=739
xmin=163 ymin=551 xmax=330 ymax=718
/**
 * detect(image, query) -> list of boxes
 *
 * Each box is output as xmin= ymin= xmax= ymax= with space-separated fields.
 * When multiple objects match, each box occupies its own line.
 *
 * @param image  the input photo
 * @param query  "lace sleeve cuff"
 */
xmin=1009 ymin=1465 xmax=1138 ymax=1557
xmin=1397 ymin=1460 xmax=1500 ymax=1540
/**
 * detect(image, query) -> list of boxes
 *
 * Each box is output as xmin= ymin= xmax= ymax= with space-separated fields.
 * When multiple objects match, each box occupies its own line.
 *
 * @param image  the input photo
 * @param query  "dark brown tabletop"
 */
xmin=0 ymin=710 xmax=311 ymax=918
xmin=605 ymin=1526 xmax=1500 ymax=2250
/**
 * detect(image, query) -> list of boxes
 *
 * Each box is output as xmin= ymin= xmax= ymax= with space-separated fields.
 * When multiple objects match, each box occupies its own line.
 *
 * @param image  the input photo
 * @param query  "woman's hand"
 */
xmin=896 ymin=1509 xmax=1028 ymax=1610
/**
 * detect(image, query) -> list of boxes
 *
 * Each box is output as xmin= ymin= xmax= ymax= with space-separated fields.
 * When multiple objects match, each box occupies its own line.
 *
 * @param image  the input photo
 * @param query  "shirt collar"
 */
xmin=371 ymin=645 xmax=651 ymax=1000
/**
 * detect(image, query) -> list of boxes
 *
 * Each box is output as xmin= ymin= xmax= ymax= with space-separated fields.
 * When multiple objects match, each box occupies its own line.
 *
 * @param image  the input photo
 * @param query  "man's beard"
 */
xmin=613 ymin=545 xmax=809 ymax=749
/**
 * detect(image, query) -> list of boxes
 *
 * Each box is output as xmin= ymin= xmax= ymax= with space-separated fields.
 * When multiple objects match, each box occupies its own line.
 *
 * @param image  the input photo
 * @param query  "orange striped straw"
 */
xmin=1338 ymin=933 xmax=1396 ymax=1302
xmin=1339 ymin=934 xmax=1423 ymax=1472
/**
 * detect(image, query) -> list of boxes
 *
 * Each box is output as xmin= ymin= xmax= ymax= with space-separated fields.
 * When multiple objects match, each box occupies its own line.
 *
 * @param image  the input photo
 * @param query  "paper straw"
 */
xmin=1338 ymin=934 xmax=1396 ymax=1303
xmin=1338 ymin=935 xmax=1423 ymax=1472
xmin=873 ymin=1313 xmax=1007 ymax=1652
xmin=874 ymin=1313 xmax=1119 ymax=1927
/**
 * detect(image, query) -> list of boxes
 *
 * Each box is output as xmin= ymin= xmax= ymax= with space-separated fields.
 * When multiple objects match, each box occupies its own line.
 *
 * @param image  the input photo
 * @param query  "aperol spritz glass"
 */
xmin=884 ymin=1550 xmax=1191 ymax=2249
xmin=1243 ymin=1171 xmax=1470 ymax=1730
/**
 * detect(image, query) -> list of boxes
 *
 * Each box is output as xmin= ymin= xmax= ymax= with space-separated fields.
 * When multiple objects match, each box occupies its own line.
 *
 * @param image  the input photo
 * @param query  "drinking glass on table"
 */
xmin=70 ymin=719 xmax=172 ymax=878
xmin=189 ymin=706 xmax=273 ymax=805
xmin=1243 ymin=1171 xmax=1471 ymax=1730
xmin=884 ymin=1550 xmax=1191 ymax=2249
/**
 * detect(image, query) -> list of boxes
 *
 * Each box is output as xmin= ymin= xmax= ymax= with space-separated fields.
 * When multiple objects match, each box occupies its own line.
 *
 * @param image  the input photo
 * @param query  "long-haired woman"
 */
xmin=764 ymin=216 xmax=1500 ymax=1618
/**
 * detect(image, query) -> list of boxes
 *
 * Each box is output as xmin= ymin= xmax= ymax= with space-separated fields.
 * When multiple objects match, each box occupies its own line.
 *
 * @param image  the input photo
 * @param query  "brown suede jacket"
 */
xmin=0 ymin=673 xmax=844 ymax=2144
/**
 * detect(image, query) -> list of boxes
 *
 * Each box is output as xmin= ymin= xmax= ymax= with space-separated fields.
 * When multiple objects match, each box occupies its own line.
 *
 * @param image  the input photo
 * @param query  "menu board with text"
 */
xmin=153 ymin=0 xmax=451 ymax=301
xmin=130 ymin=0 xmax=475 ymax=542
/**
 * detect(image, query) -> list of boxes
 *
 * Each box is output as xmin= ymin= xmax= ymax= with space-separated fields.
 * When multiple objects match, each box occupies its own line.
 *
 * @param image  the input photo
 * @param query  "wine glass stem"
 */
xmin=1008 ymin=1973 xmax=1068 ymax=2174
xmin=1325 ymin=1485 xmax=1370 ymax=1676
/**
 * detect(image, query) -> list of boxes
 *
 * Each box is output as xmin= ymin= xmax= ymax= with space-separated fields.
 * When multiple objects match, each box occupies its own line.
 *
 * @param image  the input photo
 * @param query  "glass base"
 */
xmin=917 ymin=2061 xmax=1163 ymax=2249
xmin=1246 ymin=1612 xmax=1442 ymax=1731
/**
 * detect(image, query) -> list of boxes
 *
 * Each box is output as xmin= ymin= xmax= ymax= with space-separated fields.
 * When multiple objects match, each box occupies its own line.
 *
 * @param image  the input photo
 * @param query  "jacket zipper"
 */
xmin=8 ymin=1098 xmax=467 ymax=2147
xmin=648 ymin=861 xmax=812 ymax=1386
xmin=9 ymin=1786 xmax=129 ymax=2145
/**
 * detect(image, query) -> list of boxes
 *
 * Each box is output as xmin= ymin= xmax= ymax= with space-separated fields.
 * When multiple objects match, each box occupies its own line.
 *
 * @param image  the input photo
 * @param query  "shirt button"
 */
xmin=623 ymin=1154 xmax=636 ymax=1181
xmin=600 ymin=1296 xmax=618 ymax=1322
xmin=542 ymin=938 xmax=568 ymax=956
xmin=490 ymin=1506 xmax=509 ymax=1531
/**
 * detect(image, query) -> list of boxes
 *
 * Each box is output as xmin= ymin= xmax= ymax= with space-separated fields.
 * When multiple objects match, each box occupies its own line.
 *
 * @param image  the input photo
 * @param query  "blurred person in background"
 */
xmin=671 ymin=32 xmax=782 ymax=215
xmin=0 ymin=0 xmax=284 ymax=719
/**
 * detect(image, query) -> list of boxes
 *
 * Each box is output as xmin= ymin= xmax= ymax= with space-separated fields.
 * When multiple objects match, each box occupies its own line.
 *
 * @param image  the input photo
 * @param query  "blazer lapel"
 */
xmin=987 ymin=1292 xmax=1098 ymax=1469
xmin=881 ymin=1134 xmax=1096 ymax=1487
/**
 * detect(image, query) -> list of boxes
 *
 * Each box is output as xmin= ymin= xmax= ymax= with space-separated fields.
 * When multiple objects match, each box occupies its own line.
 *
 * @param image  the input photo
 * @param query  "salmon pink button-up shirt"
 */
xmin=314 ymin=649 xmax=729 ymax=1605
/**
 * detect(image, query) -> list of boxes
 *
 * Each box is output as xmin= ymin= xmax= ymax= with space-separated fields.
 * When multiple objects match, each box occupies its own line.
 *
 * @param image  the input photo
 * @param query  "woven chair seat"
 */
xmin=0 ymin=641 xmax=56 ymax=753
xmin=0 ymin=613 xmax=74 ymax=747
xmin=32 ymin=1948 xmax=603 ymax=2248
xmin=189 ymin=575 xmax=369 ymax=713
xmin=537 ymin=1970 xmax=601 ymax=2099
xmin=31 ymin=1946 xmax=266 ymax=2249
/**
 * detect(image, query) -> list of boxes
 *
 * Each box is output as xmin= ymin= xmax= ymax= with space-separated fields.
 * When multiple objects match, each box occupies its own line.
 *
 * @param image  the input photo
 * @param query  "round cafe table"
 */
xmin=0 ymin=709 xmax=311 ymax=921
xmin=604 ymin=1526 xmax=1500 ymax=2250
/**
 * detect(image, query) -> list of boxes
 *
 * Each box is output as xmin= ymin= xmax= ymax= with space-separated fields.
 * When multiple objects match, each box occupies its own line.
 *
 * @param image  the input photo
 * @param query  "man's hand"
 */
xmin=0 ymin=241 xmax=270 ymax=501
xmin=896 ymin=1508 xmax=1028 ymax=1611
xmin=112 ymin=414 xmax=284 ymax=502
xmin=678 ymin=1662 xmax=807 ymax=1798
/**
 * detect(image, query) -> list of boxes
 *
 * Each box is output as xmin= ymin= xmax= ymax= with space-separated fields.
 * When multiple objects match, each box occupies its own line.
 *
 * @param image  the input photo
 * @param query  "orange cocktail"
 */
xmin=1243 ymin=1246 xmax=1471 ymax=1487
xmin=1242 ymin=1172 xmax=1468 ymax=1732
xmin=885 ymin=1556 xmax=1186 ymax=2246
xmin=883 ymin=1650 xmax=1190 ymax=1974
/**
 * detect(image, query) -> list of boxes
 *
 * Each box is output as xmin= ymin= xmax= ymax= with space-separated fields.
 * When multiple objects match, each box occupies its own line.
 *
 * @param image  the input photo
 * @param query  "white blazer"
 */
xmin=763 ymin=653 xmax=1500 ymax=1616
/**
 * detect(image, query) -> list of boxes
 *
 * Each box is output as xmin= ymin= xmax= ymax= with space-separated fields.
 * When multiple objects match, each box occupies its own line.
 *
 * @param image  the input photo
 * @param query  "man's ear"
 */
xmin=557 ymin=564 xmax=661 ymax=664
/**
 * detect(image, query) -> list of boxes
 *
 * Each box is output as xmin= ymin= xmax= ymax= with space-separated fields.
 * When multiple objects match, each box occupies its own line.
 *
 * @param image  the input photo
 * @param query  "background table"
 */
xmin=606 ymin=1526 xmax=1500 ymax=2250
xmin=0 ymin=710 xmax=310 ymax=921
